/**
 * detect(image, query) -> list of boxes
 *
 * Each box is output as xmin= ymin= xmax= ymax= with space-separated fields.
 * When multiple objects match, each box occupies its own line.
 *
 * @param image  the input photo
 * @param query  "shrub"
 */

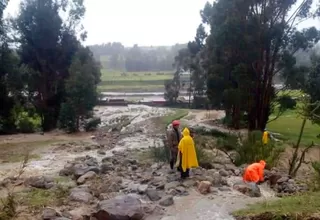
xmin=15 ymin=111 xmax=41 ymax=133
xmin=84 ymin=117 xmax=101 ymax=131
xmin=58 ymin=102 xmax=77 ymax=133
xmin=150 ymin=146 xmax=170 ymax=162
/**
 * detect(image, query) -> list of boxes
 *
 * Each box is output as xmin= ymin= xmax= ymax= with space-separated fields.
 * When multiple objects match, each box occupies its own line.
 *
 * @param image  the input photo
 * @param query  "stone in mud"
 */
xmin=159 ymin=196 xmax=174 ymax=207
xmin=26 ymin=176 xmax=54 ymax=189
xmin=277 ymin=176 xmax=289 ymax=184
xmin=69 ymin=187 xmax=93 ymax=203
xmin=181 ymin=179 xmax=196 ymax=188
xmin=219 ymin=169 xmax=229 ymax=177
xmin=165 ymin=181 xmax=180 ymax=191
xmin=218 ymin=186 xmax=231 ymax=191
xmin=73 ymin=164 xmax=100 ymax=178
xmin=138 ymin=184 xmax=148 ymax=194
xmin=207 ymin=170 xmax=222 ymax=187
xmin=100 ymin=163 xmax=114 ymax=174
xmin=97 ymin=149 xmax=106 ymax=155
xmin=146 ymin=189 xmax=161 ymax=201
xmin=197 ymin=181 xmax=212 ymax=195
xmin=268 ymin=172 xmax=282 ymax=186
xmin=42 ymin=208 xmax=58 ymax=219
xmin=77 ymin=171 xmax=97 ymax=185
xmin=85 ymin=156 xmax=99 ymax=166
xmin=233 ymin=181 xmax=261 ymax=197
xmin=93 ymin=195 xmax=144 ymax=220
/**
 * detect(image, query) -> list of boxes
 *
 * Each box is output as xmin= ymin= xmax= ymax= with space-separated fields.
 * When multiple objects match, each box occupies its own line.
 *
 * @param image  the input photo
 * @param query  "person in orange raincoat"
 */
xmin=243 ymin=160 xmax=266 ymax=184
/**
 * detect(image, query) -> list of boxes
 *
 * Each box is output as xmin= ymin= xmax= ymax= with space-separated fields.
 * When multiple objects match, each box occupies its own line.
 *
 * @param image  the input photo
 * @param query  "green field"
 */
xmin=233 ymin=192 xmax=320 ymax=218
xmin=267 ymin=90 xmax=320 ymax=145
xmin=98 ymin=69 xmax=190 ymax=92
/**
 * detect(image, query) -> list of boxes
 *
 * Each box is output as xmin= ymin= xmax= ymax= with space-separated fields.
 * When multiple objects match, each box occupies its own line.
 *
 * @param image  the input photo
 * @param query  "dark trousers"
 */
xmin=169 ymin=149 xmax=178 ymax=170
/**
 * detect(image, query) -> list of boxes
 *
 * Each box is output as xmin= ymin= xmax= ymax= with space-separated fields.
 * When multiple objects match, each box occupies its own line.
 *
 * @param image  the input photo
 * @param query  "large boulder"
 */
xmin=92 ymin=195 xmax=145 ymax=220
xmin=25 ymin=176 xmax=54 ymax=189
xmin=233 ymin=181 xmax=261 ymax=197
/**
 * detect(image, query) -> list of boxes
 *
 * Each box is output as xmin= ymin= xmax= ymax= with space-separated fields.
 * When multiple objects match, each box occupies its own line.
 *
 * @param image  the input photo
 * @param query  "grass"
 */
xmin=98 ymin=84 xmax=165 ymax=92
xmin=99 ymin=69 xmax=190 ymax=92
xmin=233 ymin=192 xmax=320 ymax=218
xmin=267 ymin=110 xmax=320 ymax=146
xmin=17 ymin=186 xmax=69 ymax=211
xmin=161 ymin=109 xmax=189 ymax=126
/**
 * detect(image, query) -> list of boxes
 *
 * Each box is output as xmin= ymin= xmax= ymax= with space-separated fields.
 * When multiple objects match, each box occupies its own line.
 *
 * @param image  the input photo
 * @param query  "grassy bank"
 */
xmin=267 ymin=110 xmax=320 ymax=145
xmin=233 ymin=192 xmax=320 ymax=218
xmin=99 ymin=70 xmax=189 ymax=92
xmin=161 ymin=109 xmax=189 ymax=126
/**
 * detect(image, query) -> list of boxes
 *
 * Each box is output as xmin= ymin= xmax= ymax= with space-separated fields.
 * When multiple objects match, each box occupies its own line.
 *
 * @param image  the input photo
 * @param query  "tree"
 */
xmin=199 ymin=0 xmax=320 ymax=130
xmin=0 ymin=0 xmax=24 ymax=133
xmin=14 ymin=0 xmax=85 ymax=131
xmin=164 ymin=71 xmax=180 ymax=104
xmin=59 ymin=47 xmax=100 ymax=131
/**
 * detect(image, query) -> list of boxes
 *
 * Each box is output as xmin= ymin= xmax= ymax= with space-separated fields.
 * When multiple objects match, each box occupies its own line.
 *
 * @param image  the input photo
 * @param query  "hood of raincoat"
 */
xmin=259 ymin=160 xmax=266 ymax=167
xmin=182 ymin=128 xmax=190 ymax=137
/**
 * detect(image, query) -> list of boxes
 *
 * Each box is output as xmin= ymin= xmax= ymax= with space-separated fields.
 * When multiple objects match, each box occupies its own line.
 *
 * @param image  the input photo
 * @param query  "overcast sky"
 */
xmin=4 ymin=0 xmax=320 ymax=47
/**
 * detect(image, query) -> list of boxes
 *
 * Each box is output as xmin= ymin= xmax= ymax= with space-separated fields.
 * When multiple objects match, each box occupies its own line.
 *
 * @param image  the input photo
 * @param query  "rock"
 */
xmin=181 ymin=179 xmax=196 ymax=188
xmin=146 ymin=189 xmax=161 ymax=201
xmin=197 ymin=181 xmax=212 ymax=195
xmin=100 ymin=163 xmax=114 ymax=174
xmin=233 ymin=181 xmax=261 ymax=197
xmin=93 ymin=195 xmax=144 ymax=220
xmin=69 ymin=187 xmax=93 ymax=203
xmin=219 ymin=169 xmax=229 ymax=177
xmin=159 ymin=196 xmax=174 ymax=207
xmin=207 ymin=170 xmax=222 ymax=187
xmin=128 ymin=182 xmax=140 ymax=192
xmin=73 ymin=164 xmax=100 ymax=178
xmin=268 ymin=172 xmax=282 ymax=186
xmin=97 ymin=149 xmax=106 ymax=155
xmin=165 ymin=181 xmax=180 ymax=191
xmin=25 ymin=176 xmax=54 ymax=189
xmin=42 ymin=208 xmax=57 ymax=219
xmin=77 ymin=171 xmax=97 ymax=185
xmin=85 ymin=156 xmax=99 ymax=166
xmin=138 ymin=184 xmax=148 ymax=194
xmin=277 ymin=176 xmax=289 ymax=184
xmin=218 ymin=186 xmax=231 ymax=191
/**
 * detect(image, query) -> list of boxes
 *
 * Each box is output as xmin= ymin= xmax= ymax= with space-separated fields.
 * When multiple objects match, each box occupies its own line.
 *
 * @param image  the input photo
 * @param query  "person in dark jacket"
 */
xmin=166 ymin=120 xmax=182 ymax=170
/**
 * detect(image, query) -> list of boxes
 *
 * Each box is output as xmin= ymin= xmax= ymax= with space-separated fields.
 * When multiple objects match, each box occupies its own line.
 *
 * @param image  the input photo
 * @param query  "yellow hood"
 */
xmin=182 ymin=128 xmax=190 ymax=137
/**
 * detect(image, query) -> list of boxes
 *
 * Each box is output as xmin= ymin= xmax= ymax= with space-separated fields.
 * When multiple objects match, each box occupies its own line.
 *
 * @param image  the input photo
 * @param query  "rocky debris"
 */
xmin=59 ymin=156 xmax=100 ymax=178
xmin=233 ymin=181 xmax=261 ymax=197
xmin=159 ymin=196 xmax=174 ymax=207
xmin=42 ymin=208 xmax=59 ymax=220
xmin=77 ymin=171 xmax=97 ymax=185
xmin=25 ymin=176 xmax=54 ymax=189
xmin=265 ymin=170 xmax=308 ymax=195
xmin=197 ymin=181 xmax=212 ymax=195
xmin=69 ymin=186 xmax=93 ymax=203
xmin=146 ymin=189 xmax=162 ymax=201
xmin=92 ymin=194 xmax=145 ymax=220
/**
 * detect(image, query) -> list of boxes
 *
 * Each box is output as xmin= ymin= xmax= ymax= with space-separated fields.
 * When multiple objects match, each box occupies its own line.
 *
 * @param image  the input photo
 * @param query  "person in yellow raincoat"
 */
xmin=177 ymin=127 xmax=199 ymax=179
xmin=262 ymin=129 xmax=269 ymax=145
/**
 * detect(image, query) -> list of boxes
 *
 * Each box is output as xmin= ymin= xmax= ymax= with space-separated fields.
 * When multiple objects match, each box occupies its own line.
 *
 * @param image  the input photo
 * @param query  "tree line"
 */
xmin=166 ymin=0 xmax=320 ymax=131
xmin=89 ymin=43 xmax=186 ymax=72
xmin=0 ymin=0 xmax=101 ymax=134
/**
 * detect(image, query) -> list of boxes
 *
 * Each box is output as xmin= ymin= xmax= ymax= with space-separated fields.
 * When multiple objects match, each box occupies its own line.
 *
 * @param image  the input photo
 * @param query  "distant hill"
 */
xmin=89 ymin=43 xmax=187 ymax=72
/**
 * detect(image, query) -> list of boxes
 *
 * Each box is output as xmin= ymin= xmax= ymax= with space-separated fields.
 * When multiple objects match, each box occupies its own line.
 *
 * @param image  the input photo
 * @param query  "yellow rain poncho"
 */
xmin=178 ymin=128 xmax=199 ymax=172
xmin=262 ymin=131 xmax=269 ymax=145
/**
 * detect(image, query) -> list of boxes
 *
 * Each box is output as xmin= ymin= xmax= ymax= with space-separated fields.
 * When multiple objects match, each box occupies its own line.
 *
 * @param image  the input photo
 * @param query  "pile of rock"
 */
xmin=41 ymin=147 xmax=241 ymax=219
xmin=266 ymin=170 xmax=308 ymax=195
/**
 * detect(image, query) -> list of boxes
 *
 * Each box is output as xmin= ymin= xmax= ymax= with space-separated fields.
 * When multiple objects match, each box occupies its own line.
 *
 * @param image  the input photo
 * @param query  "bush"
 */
xmin=150 ymin=146 xmax=170 ymax=162
xmin=58 ymin=102 xmax=77 ymax=133
xmin=15 ymin=111 xmax=41 ymax=133
xmin=311 ymin=161 xmax=320 ymax=191
xmin=84 ymin=117 xmax=101 ymax=131
xmin=235 ymin=130 xmax=284 ymax=167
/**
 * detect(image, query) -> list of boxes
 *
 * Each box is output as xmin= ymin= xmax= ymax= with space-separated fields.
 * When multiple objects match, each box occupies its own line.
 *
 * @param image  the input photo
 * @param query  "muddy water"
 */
xmin=0 ymin=105 xmax=171 ymax=179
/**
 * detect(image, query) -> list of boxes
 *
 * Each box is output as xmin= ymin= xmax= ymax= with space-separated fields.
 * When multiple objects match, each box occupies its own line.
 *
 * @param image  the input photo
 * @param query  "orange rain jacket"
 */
xmin=243 ymin=160 xmax=266 ymax=183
